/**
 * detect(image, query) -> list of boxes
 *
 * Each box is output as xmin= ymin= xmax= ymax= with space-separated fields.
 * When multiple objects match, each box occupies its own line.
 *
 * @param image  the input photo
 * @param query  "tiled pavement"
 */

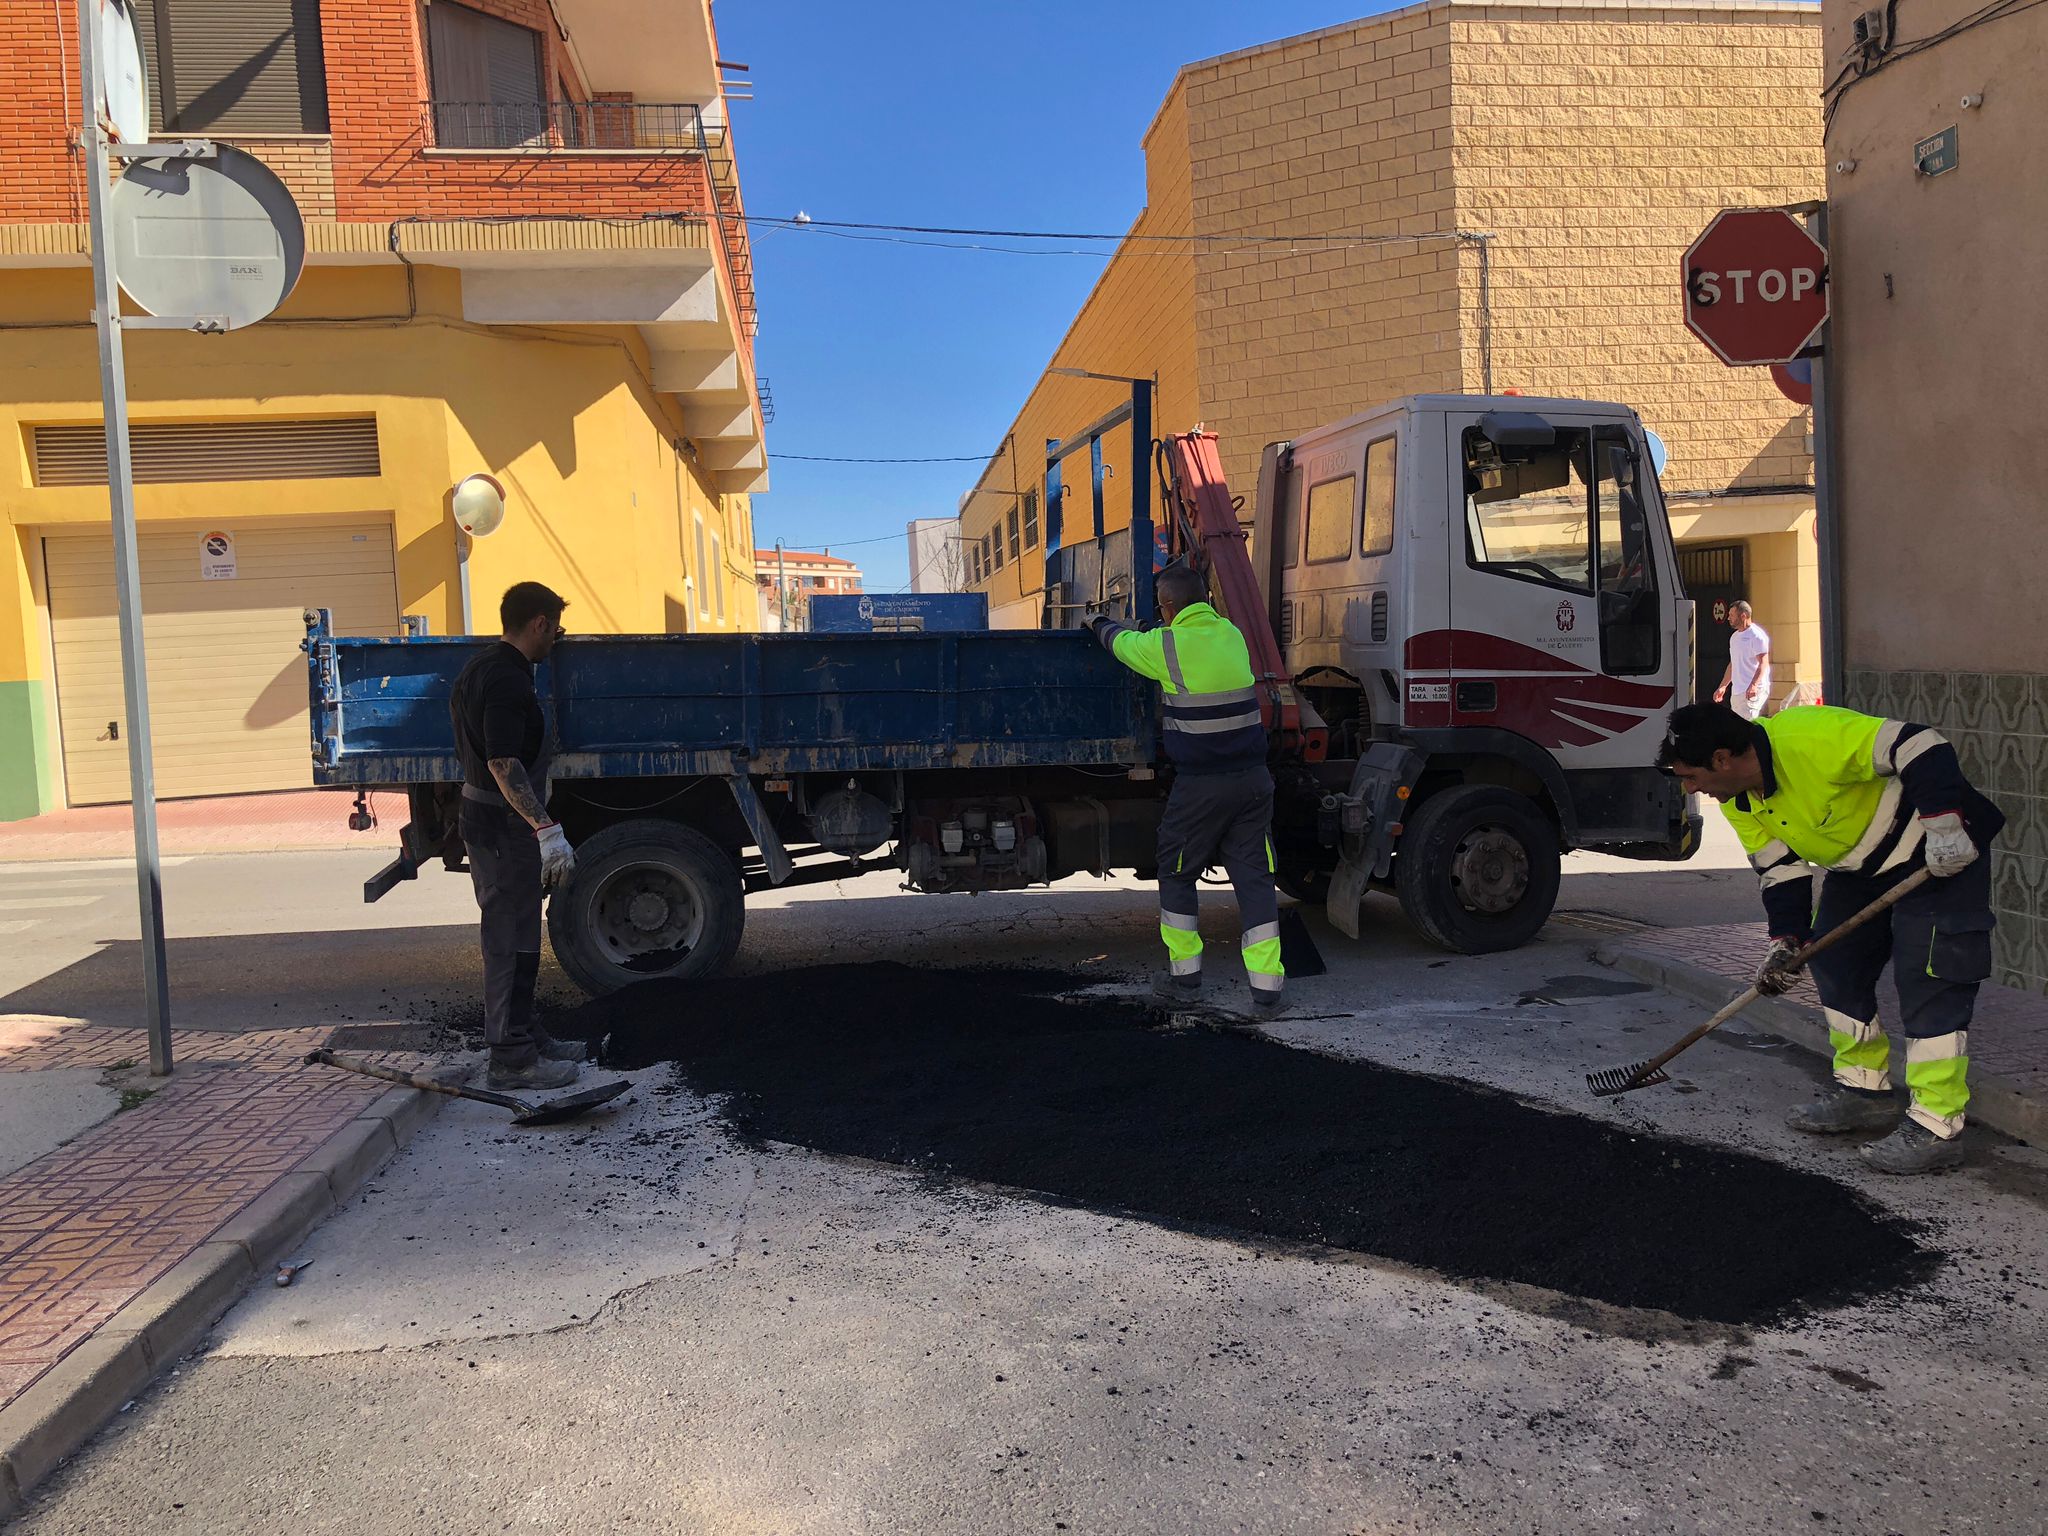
xmin=0 ymin=790 xmax=403 ymax=861
xmin=1608 ymin=918 xmax=2048 ymax=1105
xmin=0 ymin=1019 xmax=389 ymax=1411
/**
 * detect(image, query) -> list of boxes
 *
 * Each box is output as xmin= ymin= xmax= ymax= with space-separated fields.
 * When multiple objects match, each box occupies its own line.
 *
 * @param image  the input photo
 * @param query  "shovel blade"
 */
xmin=510 ymin=1078 xmax=632 ymax=1126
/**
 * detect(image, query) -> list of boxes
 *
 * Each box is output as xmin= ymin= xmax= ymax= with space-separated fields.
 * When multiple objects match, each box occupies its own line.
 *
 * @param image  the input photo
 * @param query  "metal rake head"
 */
xmin=1585 ymin=1062 xmax=1671 ymax=1098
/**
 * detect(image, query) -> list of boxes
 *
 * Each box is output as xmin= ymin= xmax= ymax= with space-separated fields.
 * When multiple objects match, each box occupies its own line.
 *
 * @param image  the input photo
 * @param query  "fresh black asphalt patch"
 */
xmin=565 ymin=963 xmax=1935 ymax=1326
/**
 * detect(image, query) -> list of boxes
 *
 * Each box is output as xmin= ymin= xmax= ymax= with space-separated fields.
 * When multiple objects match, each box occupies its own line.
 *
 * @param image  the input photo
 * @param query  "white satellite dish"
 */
xmin=452 ymin=474 xmax=508 ymax=537
xmin=97 ymin=0 xmax=149 ymax=144
xmin=107 ymin=145 xmax=305 ymax=330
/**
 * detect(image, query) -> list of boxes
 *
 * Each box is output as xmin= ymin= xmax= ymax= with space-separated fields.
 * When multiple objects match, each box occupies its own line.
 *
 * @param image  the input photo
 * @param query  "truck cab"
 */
xmin=1258 ymin=395 xmax=1700 ymax=950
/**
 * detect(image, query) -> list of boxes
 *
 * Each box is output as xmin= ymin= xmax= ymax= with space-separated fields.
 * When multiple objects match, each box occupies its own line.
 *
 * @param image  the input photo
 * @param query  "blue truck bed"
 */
xmin=303 ymin=611 xmax=1156 ymax=784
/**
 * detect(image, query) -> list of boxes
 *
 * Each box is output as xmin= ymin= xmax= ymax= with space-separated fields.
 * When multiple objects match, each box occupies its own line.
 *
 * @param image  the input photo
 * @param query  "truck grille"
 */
xmin=1278 ymin=600 xmax=1295 ymax=647
xmin=1371 ymin=591 xmax=1389 ymax=643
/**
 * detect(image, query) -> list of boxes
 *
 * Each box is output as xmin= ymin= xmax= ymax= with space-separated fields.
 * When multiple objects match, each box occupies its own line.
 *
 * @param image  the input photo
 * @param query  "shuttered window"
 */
xmin=31 ymin=418 xmax=381 ymax=486
xmin=427 ymin=1 xmax=547 ymax=148
xmin=131 ymin=0 xmax=330 ymax=135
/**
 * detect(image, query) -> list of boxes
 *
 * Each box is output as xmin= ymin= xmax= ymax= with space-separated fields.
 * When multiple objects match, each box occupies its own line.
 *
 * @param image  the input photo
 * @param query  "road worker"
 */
xmin=1658 ymin=700 xmax=2003 ymax=1174
xmin=449 ymin=582 xmax=587 ymax=1089
xmin=1090 ymin=565 xmax=1284 ymax=1011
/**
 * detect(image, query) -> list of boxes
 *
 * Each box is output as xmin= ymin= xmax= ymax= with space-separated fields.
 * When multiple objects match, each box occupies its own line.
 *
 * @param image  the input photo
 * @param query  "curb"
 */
xmin=1595 ymin=944 xmax=2048 ymax=1150
xmin=0 ymin=1084 xmax=441 ymax=1518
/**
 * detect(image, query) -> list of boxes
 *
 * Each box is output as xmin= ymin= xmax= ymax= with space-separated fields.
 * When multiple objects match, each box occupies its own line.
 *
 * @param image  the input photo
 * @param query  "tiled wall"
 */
xmin=1841 ymin=668 xmax=2048 ymax=992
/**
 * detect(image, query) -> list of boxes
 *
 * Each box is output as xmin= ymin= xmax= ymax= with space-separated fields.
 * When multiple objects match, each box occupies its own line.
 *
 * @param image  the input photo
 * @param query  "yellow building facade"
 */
xmin=961 ymin=0 xmax=1823 ymax=704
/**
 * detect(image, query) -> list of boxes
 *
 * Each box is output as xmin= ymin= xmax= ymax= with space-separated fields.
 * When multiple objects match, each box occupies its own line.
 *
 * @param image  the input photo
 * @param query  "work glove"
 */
xmin=536 ymin=822 xmax=576 ymax=890
xmin=1754 ymin=936 xmax=1802 ymax=997
xmin=1920 ymin=812 xmax=1978 ymax=878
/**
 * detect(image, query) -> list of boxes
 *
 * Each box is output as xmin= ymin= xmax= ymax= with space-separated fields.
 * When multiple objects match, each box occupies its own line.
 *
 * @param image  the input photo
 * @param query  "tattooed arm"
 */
xmin=487 ymin=757 xmax=552 ymax=829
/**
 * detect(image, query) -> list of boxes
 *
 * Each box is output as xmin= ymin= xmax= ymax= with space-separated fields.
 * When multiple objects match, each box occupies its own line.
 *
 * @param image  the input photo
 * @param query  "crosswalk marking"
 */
xmin=0 ymin=896 xmax=107 ymax=911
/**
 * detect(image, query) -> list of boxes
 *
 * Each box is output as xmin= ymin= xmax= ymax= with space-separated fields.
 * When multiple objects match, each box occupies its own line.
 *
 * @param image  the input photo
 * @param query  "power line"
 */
xmin=769 ymin=451 xmax=993 ymax=463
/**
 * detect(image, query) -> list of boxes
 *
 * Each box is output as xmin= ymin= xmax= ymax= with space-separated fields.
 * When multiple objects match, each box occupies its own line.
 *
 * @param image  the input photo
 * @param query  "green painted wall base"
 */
xmin=0 ymin=680 xmax=56 ymax=821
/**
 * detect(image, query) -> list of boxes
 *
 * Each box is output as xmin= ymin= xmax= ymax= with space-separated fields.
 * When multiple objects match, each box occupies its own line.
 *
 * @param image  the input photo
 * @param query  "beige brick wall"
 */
xmin=1447 ymin=8 xmax=1823 ymax=493
xmin=1187 ymin=8 xmax=1466 ymax=498
xmin=216 ymin=137 xmax=339 ymax=220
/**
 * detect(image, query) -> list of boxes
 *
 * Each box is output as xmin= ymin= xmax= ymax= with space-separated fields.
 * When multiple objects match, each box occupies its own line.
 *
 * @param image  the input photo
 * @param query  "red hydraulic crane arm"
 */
xmin=1160 ymin=431 xmax=1326 ymax=762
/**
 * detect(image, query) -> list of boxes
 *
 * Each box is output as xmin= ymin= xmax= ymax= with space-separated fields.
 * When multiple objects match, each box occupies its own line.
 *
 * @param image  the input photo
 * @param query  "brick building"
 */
xmin=0 ymin=0 xmax=765 ymax=817
xmin=957 ymin=0 xmax=1823 ymax=705
xmin=755 ymin=547 xmax=863 ymax=631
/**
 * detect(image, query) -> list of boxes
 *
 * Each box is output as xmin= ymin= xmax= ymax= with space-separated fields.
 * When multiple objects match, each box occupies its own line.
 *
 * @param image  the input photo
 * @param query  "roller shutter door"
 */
xmin=42 ymin=519 xmax=400 ymax=805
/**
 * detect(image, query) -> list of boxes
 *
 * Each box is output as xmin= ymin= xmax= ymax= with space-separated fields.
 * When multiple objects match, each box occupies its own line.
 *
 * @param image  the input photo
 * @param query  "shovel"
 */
xmin=306 ymin=1048 xmax=631 ymax=1126
xmin=1586 ymin=867 xmax=1934 ymax=1098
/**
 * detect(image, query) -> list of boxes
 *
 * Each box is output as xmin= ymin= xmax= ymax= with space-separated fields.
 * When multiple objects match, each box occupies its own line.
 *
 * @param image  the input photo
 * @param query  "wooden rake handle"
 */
xmin=1625 ymin=865 xmax=1936 ymax=1087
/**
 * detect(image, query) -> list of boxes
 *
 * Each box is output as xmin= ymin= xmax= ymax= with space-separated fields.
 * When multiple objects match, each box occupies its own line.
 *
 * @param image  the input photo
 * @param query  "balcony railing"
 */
xmin=425 ymin=98 xmax=757 ymax=340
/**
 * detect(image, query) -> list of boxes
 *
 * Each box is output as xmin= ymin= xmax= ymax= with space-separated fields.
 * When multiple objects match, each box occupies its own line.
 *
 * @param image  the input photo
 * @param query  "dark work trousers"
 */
xmin=461 ymin=799 xmax=543 ymax=1068
xmin=1805 ymin=851 xmax=1994 ymax=1137
xmin=1155 ymin=765 xmax=1285 ymax=998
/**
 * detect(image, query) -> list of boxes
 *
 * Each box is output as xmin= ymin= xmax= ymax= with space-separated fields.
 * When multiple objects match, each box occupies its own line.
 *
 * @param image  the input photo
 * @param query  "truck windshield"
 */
xmin=1462 ymin=426 xmax=1595 ymax=592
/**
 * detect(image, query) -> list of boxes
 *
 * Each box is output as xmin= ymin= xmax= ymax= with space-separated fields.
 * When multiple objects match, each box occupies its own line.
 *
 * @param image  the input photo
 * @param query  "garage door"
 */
xmin=43 ymin=519 xmax=401 ymax=805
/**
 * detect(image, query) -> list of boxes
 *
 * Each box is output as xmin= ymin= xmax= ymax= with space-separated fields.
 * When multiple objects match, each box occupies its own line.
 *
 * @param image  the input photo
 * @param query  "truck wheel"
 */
xmin=547 ymin=820 xmax=745 ymax=996
xmin=1394 ymin=785 xmax=1560 ymax=954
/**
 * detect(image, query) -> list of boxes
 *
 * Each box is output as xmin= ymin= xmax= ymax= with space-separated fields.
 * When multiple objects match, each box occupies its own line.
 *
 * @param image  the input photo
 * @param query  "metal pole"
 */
xmin=775 ymin=539 xmax=788 ymax=631
xmin=79 ymin=0 xmax=173 ymax=1076
xmin=1806 ymin=206 xmax=1844 ymax=703
xmin=456 ymin=531 xmax=473 ymax=634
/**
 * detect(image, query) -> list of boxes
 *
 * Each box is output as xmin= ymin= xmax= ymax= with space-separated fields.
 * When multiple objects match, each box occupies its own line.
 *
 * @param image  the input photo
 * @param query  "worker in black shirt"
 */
xmin=449 ymin=582 xmax=585 ymax=1089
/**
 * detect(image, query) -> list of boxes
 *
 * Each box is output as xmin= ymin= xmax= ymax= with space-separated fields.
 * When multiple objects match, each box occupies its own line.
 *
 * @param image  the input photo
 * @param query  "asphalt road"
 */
xmin=8 ymin=823 xmax=2048 ymax=1534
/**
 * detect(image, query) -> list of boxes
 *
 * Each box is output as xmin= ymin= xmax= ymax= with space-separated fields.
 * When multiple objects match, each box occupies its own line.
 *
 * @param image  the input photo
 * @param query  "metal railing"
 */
xmin=424 ymin=97 xmax=758 ymax=340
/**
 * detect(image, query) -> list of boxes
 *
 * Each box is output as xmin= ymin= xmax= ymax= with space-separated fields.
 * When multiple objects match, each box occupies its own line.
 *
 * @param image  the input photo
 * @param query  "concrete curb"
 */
xmin=1595 ymin=944 xmax=2048 ymax=1150
xmin=0 ymin=1083 xmax=441 ymax=1518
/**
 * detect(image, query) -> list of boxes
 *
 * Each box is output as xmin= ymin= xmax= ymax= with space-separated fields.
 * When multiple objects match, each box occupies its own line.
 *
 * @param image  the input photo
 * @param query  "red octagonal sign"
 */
xmin=1683 ymin=209 xmax=1828 ymax=367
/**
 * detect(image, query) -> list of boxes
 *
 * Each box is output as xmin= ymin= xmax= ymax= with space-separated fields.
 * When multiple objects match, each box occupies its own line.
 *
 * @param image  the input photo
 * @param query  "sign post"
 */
xmin=78 ymin=0 xmax=173 ymax=1075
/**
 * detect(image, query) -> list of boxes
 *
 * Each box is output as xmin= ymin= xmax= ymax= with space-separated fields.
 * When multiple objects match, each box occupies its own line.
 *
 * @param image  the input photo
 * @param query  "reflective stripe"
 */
xmin=1169 ymin=954 xmax=1204 ymax=976
xmin=1241 ymin=921 xmax=1281 ymax=947
xmin=1834 ymin=1062 xmax=1892 ymax=1091
xmin=1758 ymin=861 xmax=1808 ymax=890
xmin=1907 ymin=1030 xmax=1968 ymax=1063
xmin=1834 ymin=778 xmax=1907 ymax=871
xmin=1872 ymin=718 xmax=1905 ymax=774
xmin=1876 ymin=816 xmax=1925 ymax=873
xmin=1248 ymin=968 xmax=1285 ymax=992
xmin=1164 ymin=711 xmax=1265 ymax=735
xmin=1906 ymin=1102 xmax=1965 ymax=1138
xmin=1160 ymin=629 xmax=1188 ymax=693
xmin=1824 ymin=1007 xmax=1883 ymax=1044
xmin=1747 ymin=838 xmax=1794 ymax=871
xmin=1892 ymin=727 xmax=1945 ymax=773
xmin=1160 ymin=909 xmax=1200 ymax=931
xmin=1164 ymin=685 xmax=1259 ymax=707
xmin=1264 ymin=835 xmax=1275 ymax=874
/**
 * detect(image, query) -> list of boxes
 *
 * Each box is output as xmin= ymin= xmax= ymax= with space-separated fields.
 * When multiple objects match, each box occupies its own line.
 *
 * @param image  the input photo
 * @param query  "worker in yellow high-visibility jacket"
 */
xmin=1090 ymin=565 xmax=1284 ymax=1011
xmin=1659 ymin=701 xmax=2004 ymax=1175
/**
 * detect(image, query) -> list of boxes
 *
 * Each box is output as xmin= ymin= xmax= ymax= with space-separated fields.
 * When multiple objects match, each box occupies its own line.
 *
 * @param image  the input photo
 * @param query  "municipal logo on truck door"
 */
xmin=1555 ymin=600 xmax=1575 ymax=633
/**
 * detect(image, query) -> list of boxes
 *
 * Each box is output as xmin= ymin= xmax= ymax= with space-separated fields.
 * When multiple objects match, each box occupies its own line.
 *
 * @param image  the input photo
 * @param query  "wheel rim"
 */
xmin=1448 ymin=825 xmax=1529 ymax=915
xmin=586 ymin=859 xmax=707 ymax=974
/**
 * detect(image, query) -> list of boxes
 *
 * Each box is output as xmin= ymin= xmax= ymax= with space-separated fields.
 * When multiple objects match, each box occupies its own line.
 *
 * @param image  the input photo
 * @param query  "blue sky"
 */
xmin=719 ymin=0 xmax=1401 ymax=590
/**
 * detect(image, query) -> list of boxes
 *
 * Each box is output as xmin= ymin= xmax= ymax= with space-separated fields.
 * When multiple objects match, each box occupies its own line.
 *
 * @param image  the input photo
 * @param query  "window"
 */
xmin=427 ymin=0 xmax=547 ymax=148
xmin=971 ymin=542 xmax=985 ymax=586
xmin=993 ymin=529 xmax=1006 ymax=573
xmin=1361 ymin=437 xmax=1397 ymax=558
xmin=1304 ymin=475 xmax=1355 ymax=564
xmin=1279 ymin=480 xmax=1301 ymax=570
xmin=1022 ymin=490 xmax=1040 ymax=551
xmin=1595 ymin=432 xmax=1661 ymax=675
xmin=1007 ymin=508 xmax=1021 ymax=563
xmin=982 ymin=533 xmax=994 ymax=578
xmin=712 ymin=535 xmax=727 ymax=624
xmin=1462 ymin=427 xmax=1594 ymax=592
xmin=694 ymin=516 xmax=710 ymax=617
xmin=132 ymin=0 xmax=329 ymax=134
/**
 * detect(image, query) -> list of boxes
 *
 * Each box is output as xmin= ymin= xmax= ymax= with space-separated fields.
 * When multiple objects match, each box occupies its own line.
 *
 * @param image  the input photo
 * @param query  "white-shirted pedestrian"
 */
xmin=1713 ymin=601 xmax=1772 ymax=719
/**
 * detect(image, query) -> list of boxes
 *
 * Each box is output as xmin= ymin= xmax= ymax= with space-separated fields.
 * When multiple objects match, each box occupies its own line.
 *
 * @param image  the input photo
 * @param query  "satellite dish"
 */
xmin=1644 ymin=429 xmax=1670 ymax=477
xmin=97 ymin=0 xmax=149 ymax=144
xmin=107 ymin=145 xmax=305 ymax=330
xmin=452 ymin=474 xmax=507 ymax=537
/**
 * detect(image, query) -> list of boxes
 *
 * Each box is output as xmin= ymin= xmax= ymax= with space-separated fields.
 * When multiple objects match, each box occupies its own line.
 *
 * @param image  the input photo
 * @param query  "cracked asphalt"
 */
xmin=7 ymin=825 xmax=2048 ymax=1533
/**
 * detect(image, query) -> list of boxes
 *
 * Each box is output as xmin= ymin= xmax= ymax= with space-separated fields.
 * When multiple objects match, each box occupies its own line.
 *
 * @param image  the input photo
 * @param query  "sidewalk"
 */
xmin=0 ymin=1017 xmax=440 ymax=1514
xmin=1597 ymin=919 xmax=2048 ymax=1147
xmin=0 ymin=790 xmax=405 ymax=862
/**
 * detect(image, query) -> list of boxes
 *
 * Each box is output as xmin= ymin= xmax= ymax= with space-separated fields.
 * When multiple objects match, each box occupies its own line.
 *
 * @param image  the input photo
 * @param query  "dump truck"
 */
xmin=306 ymin=389 xmax=1699 ymax=995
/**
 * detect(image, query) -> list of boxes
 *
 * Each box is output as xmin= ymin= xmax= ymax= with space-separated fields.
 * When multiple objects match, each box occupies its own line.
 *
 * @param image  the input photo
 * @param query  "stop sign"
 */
xmin=1683 ymin=209 xmax=1828 ymax=367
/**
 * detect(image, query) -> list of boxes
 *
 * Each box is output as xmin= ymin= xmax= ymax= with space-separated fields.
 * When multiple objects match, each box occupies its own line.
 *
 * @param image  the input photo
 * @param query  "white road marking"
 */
xmin=0 ymin=896 xmax=107 ymax=910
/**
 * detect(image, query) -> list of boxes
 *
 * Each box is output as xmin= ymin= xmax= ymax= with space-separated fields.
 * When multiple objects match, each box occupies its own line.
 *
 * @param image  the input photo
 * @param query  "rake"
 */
xmin=1585 ymin=867 xmax=1933 ymax=1098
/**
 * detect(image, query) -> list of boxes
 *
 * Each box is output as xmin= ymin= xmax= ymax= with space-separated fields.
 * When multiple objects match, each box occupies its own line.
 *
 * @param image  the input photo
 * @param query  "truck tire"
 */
xmin=547 ymin=820 xmax=745 ymax=996
xmin=1394 ymin=785 xmax=1560 ymax=954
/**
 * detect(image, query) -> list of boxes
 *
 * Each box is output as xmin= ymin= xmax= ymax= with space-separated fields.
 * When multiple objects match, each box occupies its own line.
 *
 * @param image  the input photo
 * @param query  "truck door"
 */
xmin=1435 ymin=410 xmax=1680 ymax=771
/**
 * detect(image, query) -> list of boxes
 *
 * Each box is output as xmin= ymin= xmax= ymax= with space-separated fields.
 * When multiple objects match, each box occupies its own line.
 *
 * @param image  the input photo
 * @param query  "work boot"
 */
xmin=1153 ymin=971 xmax=1202 ymax=1007
xmin=486 ymin=1056 xmax=582 ymax=1091
xmin=1249 ymin=988 xmax=1284 ymax=1016
xmin=534 ymin=1030 xmax=590 ymax=1063
xmin=1785 ymin=1086 xmax=1899 ymax=1135
xmin=1861 ymin=1119 xmax=1965 ymax=1176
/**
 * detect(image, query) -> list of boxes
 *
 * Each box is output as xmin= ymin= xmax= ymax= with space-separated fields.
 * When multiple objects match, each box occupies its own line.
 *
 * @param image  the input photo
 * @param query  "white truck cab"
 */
xmin=1254 ymin=394 xmax=1700 ymax=951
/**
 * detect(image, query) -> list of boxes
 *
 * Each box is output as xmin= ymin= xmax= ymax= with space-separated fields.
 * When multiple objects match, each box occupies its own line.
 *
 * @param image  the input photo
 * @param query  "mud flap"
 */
xmin=1324 ymin=743 xmax=1426 ymax=940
